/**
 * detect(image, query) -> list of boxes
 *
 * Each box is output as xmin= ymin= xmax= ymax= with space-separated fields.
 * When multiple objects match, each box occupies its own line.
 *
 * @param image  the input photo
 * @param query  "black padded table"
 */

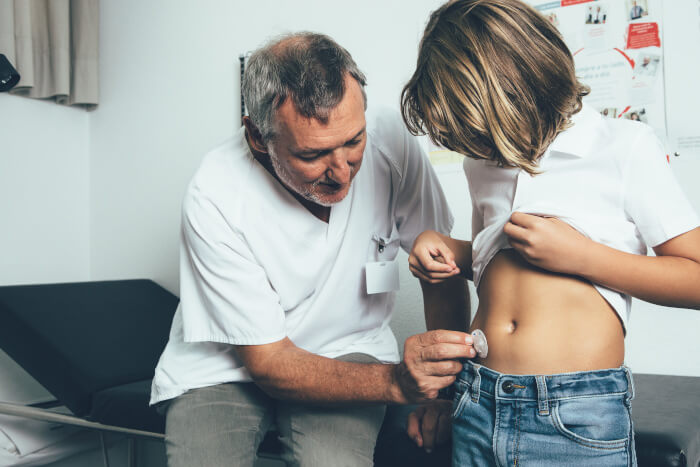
xmin=0 ymin=280 xmax=177 ymax=433
xmin=633 ymin=373 xmax=700 ymax=467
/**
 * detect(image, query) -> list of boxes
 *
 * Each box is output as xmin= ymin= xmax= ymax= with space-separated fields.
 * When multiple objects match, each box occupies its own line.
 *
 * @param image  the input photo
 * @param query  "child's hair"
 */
xmin=401 ymin=0 xmax=590 ymax=174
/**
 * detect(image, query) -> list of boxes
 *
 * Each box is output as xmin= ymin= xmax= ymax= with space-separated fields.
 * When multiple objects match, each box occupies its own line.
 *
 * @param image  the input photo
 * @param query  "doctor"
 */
xmin=150 ymin=32 xmax=472 ymax=467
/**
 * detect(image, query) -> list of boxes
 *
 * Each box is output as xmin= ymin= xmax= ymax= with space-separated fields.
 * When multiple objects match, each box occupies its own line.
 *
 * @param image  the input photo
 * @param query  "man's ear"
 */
xmin=242 ymin=116 xmax=269 ymax=154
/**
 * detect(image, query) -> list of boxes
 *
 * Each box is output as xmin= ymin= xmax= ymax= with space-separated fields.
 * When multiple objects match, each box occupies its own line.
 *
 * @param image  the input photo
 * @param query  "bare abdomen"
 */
xmin=470 ymin=249 xmax=625 ymax=375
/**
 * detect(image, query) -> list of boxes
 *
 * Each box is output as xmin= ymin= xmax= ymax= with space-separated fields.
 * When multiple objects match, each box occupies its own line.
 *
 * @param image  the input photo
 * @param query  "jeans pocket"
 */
xmin=451 ymin=381 xmax=471 ymax=419
xmin=551 ymin=395 xmax=630 ymax=450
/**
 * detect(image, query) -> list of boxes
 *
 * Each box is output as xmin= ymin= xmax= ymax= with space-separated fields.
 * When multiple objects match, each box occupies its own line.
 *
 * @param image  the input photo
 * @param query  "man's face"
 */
xmin=266 ymin=75 xmax=367 ymax=207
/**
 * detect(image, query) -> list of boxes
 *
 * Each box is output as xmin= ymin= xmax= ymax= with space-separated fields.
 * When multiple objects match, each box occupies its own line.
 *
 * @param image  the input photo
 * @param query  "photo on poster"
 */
xmin=633 ymin=54 xmax=660 ymax=79
xmin=599 ymin=107 xmax=618 ymax=118
xmin=624 ymin=107 xmax=648 ymax=123
xmin=581 ymin=1 xmax=612 ymax=50
xmin=627 ymin=0 xmax=649 ymax=21
xmin=630 ymin=53 xmax=661 ymax=104
xmin=585 ymin=3 xmax=608 ymax=25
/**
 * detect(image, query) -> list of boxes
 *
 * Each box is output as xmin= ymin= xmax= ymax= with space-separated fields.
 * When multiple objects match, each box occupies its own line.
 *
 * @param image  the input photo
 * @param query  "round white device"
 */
xmin=471 ymin=329 xmax=488 ymax=358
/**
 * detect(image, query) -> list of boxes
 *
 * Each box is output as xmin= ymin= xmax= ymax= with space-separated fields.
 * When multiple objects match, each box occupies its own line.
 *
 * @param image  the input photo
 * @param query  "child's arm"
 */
xmin=409 ymin=230 xmax=473 ymax=283
xmin=505 ymin=212 xmax=700 ymax=309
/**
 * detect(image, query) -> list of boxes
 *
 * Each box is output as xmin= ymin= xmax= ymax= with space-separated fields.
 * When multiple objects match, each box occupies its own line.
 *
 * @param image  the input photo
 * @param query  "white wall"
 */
xmin=88 ymin=1 xmax=238 ymax=292
xmin=0 ymin=94 xmax=91 ymax=286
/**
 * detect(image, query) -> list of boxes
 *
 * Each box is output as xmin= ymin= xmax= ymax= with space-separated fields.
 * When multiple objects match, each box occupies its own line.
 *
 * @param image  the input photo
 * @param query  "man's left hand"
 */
xmin=504 ymin=212 xmax=591 ymax=275
xmin=407 ymin=400 xmax=452 ymax=452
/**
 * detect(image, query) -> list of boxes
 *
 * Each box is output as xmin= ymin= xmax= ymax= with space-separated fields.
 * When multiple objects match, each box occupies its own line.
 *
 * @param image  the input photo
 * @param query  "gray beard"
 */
xmin=269 ymin=154 xmax=335 ymax=207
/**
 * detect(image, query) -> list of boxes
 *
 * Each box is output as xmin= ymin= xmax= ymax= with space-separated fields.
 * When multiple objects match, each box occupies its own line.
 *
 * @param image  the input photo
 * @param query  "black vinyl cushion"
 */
xmin=0 ymin=280 xmax=178 ymax=418
xmin=91 ymin=379 xmax=165 ymax=433
xmin=633 ymin=373 xmax=700 ymax=467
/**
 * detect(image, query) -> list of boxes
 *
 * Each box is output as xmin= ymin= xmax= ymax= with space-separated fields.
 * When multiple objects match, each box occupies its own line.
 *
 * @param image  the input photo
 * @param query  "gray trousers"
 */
xmin=162 ymin=353 xmax=387 ymax=467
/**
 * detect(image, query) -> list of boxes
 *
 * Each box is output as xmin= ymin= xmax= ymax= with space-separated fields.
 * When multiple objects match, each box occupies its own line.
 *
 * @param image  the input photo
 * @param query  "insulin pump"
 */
xmin=471 ymin=329 xmax=488 ymax=358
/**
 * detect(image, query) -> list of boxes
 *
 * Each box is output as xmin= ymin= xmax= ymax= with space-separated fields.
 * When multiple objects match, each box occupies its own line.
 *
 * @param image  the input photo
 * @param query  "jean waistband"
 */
xmin=456 ymin=360 xmax=634 ymax=415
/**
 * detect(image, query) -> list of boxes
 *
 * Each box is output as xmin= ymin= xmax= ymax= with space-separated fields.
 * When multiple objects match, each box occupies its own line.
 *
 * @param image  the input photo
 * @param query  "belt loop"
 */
xmin=535 ymin=375 xmax=549 ymax=415
xmin=470 ymin=364 xmax=481 ymax=403
xmin=622 ymin=365 xmax=635 ymax=406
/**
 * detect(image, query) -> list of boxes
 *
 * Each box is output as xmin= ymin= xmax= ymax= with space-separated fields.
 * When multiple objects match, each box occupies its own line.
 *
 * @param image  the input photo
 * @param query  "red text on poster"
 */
xmin=625 ymin=23 xmax=661 ymax=50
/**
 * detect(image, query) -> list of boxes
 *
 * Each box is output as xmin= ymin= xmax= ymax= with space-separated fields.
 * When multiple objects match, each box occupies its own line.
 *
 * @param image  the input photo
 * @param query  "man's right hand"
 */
xmin=391 ymin=330 xmax=475 ymax=403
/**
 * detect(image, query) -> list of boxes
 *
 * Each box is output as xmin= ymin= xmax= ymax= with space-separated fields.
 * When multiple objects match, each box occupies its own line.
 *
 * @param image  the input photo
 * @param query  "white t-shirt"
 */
xmin=150 ymin=108 xmax=453 ymax=405
xmin=465 ymin=105 xmax=699 ymax=330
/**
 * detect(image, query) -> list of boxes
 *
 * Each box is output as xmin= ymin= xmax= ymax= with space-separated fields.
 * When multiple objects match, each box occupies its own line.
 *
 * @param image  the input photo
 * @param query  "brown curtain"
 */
xmin=0 ymin=0 xmax=98 ymax=110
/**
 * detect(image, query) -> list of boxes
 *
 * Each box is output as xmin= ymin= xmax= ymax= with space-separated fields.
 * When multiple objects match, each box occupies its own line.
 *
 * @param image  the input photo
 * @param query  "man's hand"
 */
xmin=409 ymin=230 xmax=461 ymax=283
xmin=504 ymin=212 xmax=591 ymax=275
xmin=392 ymin=330 xmax=474 ymax=403
xmin=407 ymin=400 xmax=453 ymax=452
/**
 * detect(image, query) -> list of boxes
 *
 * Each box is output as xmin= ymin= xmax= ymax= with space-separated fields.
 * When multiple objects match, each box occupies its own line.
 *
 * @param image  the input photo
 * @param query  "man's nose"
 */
xmin=326 ymin=150 xmax=352 ymax=183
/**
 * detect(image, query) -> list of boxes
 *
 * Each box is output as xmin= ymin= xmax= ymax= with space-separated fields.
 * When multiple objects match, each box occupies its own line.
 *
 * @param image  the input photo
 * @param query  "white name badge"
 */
xmin=365 ymin=260 xmax=400 ymax=295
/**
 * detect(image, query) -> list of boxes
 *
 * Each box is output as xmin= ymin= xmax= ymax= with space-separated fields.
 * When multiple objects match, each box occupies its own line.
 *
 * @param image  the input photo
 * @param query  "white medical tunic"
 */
xmin=150 ymin=109 xmax=453 ymax=404
xmin=465 ymin=105 xmax=699 ymax=330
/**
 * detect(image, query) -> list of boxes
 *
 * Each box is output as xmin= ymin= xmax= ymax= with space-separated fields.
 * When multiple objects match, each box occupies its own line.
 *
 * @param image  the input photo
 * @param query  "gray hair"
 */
xmin=242 ymin=32 xmax=367 ymax=143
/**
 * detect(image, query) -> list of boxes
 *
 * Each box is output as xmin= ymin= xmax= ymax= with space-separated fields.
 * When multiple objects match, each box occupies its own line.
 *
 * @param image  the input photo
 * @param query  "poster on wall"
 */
xmin=528 ymin=0 xmax=667 ymax=138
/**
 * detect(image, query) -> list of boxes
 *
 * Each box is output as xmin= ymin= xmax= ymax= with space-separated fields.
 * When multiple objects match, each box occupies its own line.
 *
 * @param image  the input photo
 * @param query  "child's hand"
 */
xmin=409 ymin=230 xmax=460 ymax=283
xmin=504 ymin=212 xmax=590 ymax=275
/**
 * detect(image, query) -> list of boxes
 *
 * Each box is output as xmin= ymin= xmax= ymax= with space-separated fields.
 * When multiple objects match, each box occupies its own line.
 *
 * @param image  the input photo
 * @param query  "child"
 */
xmin=401 ymin=0 xmax=700 ymax=465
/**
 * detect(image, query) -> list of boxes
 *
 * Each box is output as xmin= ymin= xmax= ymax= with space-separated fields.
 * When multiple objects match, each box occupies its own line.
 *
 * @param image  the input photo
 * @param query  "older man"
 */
xmin=150 ymin=32 xmax=472 ymax=467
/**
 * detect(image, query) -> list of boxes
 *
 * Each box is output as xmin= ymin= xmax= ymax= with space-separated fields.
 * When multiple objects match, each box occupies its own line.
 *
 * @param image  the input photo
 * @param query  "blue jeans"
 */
xmin=452 ymin=361 xmax=637 ymax=466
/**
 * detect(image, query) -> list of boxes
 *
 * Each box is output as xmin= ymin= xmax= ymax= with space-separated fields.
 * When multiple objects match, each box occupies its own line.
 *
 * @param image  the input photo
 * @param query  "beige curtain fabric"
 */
xmin=0 ymin=0 xmax=98 ymax=110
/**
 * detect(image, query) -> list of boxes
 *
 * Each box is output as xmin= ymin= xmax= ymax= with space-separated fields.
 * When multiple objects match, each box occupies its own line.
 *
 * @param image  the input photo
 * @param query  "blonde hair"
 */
xmin=401 ymin=0 xmax=589 ymax=174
